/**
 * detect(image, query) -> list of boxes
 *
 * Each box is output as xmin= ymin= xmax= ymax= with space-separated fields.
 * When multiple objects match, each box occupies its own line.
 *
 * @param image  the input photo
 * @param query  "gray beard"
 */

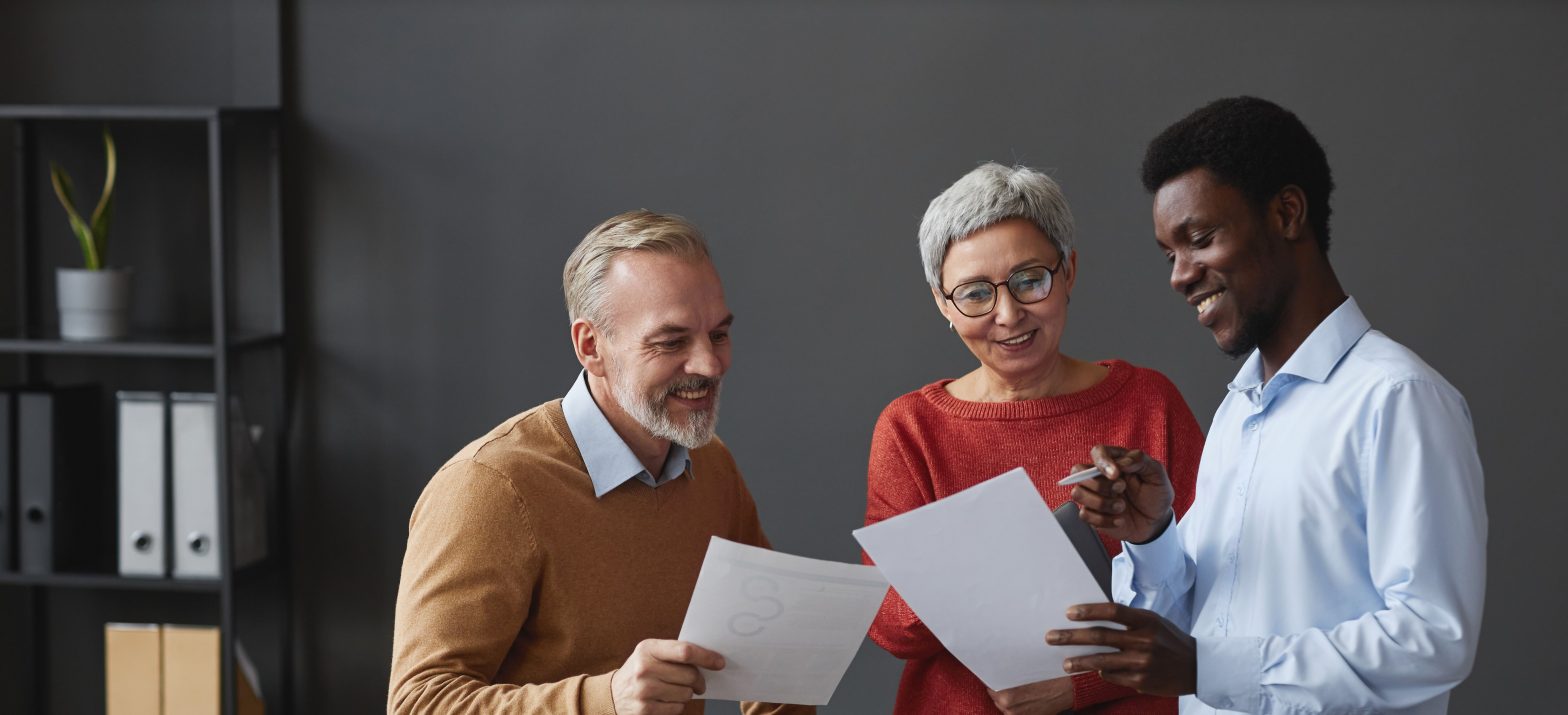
xmin=611 ymin=367 xmax=721 ymax=449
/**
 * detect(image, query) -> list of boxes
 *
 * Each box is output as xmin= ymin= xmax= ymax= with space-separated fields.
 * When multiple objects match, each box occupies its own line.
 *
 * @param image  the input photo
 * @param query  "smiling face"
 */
xmin=1154 ymin=168 xmax=1294 ymax=358
xmin=593 ymin=251 xmax=732 ymax=448
xmin=934 ymin=218 xmax=1075 ymax=382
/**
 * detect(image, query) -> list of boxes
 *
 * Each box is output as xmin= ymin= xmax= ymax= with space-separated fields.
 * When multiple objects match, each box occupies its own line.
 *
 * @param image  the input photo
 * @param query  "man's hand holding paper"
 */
xmin=676 ymin=537 xmax=889 ymax=706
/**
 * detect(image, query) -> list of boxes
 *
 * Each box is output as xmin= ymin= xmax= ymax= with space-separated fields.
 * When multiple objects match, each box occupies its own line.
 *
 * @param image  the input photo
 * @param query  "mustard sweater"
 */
xmin=389 ymin=400 xmax=813 ymax=715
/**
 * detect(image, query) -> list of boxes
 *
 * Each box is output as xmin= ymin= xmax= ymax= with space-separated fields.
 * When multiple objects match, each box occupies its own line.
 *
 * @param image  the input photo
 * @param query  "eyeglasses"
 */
xmin=941 ymin=261 xmax=1064 ymax=318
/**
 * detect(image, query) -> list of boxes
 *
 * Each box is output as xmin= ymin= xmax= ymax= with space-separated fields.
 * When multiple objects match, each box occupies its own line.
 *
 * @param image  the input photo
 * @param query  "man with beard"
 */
xmin=389 ymin=210 xmax=811 ymax=715
xmin=1050 ymin=97 xmax=1487 ymax=714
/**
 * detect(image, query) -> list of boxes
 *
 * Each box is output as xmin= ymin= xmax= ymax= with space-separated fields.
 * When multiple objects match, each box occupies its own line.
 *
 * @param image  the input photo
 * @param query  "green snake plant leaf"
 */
xmin=50 ymin=161 xmax=102 ymax=269
xmin=67 ymin=211 xmax=99 ymax=270
xmin=89 ymin=128 xmax=117 ymax=266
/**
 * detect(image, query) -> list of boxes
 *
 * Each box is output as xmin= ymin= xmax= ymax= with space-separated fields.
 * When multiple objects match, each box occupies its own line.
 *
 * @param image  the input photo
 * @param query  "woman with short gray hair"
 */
xmin=864 ymin=163 xmax=1202 ymax=715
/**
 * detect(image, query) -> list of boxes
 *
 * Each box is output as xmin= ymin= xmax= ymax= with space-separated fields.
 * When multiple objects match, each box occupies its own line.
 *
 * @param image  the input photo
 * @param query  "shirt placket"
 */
xmin=1214 ymin=388 xmax=1266 ymax=636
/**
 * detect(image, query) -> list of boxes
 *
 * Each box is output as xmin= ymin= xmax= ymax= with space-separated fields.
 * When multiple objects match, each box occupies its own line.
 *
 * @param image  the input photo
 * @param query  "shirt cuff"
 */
xmin=1195 ymin=636 xmax=1264 ymax=714
xmin=1122 ymin=515 xmax=1184 ymax=589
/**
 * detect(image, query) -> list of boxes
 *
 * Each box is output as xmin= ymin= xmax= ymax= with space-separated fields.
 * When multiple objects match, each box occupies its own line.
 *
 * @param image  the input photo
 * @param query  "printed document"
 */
xmin=853 ymin=467 xmax=1118 ymax=690
xmin=678 ymin=537 xmax=889 ymax=705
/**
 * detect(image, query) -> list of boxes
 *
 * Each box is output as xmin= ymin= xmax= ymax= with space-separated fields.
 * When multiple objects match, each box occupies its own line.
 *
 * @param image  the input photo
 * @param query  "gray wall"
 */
xmin=4 ymin=1 xmax=1564 ymax=712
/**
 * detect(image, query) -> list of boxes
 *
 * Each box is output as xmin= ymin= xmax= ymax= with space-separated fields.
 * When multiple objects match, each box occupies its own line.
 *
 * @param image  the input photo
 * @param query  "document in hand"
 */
xmin=677 ymin=537 xmax=889 ymax=706
xmin=853 ymin=467 xmax=1119 ymax=690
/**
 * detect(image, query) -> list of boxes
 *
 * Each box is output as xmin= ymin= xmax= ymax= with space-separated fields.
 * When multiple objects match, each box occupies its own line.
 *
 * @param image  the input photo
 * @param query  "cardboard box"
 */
xmin=105 ymin=623 xmax=162 ymax=715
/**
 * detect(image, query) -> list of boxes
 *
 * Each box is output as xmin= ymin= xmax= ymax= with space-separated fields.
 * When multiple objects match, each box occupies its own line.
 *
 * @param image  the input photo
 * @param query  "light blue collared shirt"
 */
xmin=561 ymin=372 xmax=692 ymax=498
xmin=1114 ymin=298 xmax=1487 ymax=714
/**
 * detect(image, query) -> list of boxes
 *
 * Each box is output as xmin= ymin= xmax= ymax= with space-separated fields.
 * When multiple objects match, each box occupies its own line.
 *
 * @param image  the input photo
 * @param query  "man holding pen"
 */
xmin=1053 ymin=97 xmax=1487 ymax=714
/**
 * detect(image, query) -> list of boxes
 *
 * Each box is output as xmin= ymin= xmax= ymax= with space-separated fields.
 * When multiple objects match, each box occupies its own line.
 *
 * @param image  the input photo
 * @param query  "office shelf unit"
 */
xmin=0 ymin=105 xmax=290 ymax=714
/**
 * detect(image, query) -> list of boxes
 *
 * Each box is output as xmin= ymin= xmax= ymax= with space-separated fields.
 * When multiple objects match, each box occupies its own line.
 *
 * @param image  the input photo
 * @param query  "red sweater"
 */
xmin=863 ymin=360 xmax=1202 ymax=715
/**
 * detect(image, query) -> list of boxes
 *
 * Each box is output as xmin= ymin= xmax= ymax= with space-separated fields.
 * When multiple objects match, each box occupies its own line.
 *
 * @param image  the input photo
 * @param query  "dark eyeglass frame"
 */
xmin=940 ymin=258 xmax=1066 ymax=318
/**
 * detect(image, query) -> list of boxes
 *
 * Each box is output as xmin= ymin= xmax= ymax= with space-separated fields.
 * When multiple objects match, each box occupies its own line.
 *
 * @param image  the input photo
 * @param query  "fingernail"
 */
xmin=1113 ymin=501 xmax=1124 ymax=513
xmin=1046 ymin=631 xmax=1061 ymax=644
xmin=1063 ymin=659 xmax=1076 ymax=671
xmin=1113 ymin=482 xmax=1125 ymax=494
xmin=1113 ymin=518 xmax=1123 ymax=527
xmin=1067 ymin=607 xmax=1083 ymax=618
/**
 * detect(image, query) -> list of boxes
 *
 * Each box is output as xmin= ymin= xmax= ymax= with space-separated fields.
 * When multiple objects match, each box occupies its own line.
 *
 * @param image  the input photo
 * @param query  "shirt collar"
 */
xmin=561 ymin=371 xmax=692 ymax=498
xmin=1228 ymin=296 xmax=1372 ymax=395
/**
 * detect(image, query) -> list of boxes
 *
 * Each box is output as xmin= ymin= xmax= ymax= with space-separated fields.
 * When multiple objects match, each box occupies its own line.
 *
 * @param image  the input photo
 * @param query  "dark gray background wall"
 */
xmin=3 ymin=1 xmax=1564 ymax=712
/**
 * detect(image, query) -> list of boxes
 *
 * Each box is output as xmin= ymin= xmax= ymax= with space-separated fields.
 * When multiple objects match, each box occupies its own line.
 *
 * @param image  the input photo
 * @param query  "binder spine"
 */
xmin=118 ymin=392 xmax=169 ymax=578
xmin=171 ymin=393 xmax=221 ymax=580
xmin=18 ymin=386 xmax=111 ymax=575
xmin=0 ymin=390 xmax=12 ymax=572
xmin=17 ymin=391 xmax=56 ymax=575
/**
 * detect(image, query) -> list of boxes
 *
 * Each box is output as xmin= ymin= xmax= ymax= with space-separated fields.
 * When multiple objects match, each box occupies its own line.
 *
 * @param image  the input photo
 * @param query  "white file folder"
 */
xmin=118 ymin=392 xmax=168 ymax=577
xmin=170 ymin=393 xmax=269 ymax=580
xmin=171 ymin=394 xmax=221 ymax=579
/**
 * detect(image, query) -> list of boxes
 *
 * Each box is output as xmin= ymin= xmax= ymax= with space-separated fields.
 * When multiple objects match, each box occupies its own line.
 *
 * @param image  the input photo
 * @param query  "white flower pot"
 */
xmin=57 ymin=267 xmax=131 ymax=341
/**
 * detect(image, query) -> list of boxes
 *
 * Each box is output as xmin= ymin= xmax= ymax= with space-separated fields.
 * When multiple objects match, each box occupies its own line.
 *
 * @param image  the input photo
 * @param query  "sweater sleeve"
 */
xmin=862 ymin=407 xmax=946 ymax=661
xmin=388 ymin=460 xmax=617 ymax=715
xmin=724 ymin=449 xmax=818 ymax=715
xmin=1070 ymin=670 xmax=1146 ymax=711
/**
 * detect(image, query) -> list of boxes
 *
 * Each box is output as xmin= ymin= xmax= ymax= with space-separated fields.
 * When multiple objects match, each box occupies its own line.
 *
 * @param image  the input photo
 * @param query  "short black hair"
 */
xmin=1141 ymin=96 xmax=1335 ymax=252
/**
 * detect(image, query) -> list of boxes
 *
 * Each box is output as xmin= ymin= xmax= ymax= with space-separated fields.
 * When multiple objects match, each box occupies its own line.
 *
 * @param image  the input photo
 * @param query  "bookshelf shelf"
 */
xmin=0 ymin=105 xmax=277 ymax=121
xmin=0 ymin=331 xmax=284 ymax=358
xmin=0 ymin=571 xmax=223 ymax=593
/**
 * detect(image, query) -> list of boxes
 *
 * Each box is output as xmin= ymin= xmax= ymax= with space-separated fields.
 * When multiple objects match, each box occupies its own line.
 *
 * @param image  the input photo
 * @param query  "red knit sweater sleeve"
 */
xmin=862 ymin=404 xmax=945 ymax=661
xmin=1070 ymin=670 xmax=1145 ymax=712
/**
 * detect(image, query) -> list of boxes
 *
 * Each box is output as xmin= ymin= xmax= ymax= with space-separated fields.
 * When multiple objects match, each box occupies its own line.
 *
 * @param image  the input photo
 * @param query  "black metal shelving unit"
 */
xmin=1 ymin=104 xmax=289 ymax=715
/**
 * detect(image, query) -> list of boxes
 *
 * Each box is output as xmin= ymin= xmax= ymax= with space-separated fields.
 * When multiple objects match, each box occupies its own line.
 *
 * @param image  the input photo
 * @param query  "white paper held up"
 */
xmin=677 ymin=537 xmax=889 ymax=706
xmin=852 ymin=467 xmax=1119 ymax=691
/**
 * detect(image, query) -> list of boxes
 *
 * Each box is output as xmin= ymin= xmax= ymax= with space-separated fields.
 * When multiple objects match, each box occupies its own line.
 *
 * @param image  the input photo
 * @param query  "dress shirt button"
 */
xmin=1248 ymin=421 xmax=1259 ymax=431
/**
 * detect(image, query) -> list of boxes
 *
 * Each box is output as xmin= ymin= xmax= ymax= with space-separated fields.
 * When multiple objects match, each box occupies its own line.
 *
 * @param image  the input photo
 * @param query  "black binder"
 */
xmin=0 ymin=390 xmax=12 ymax=572
xmin=17 ymin=385 xmax=112 ymax=575
xmin=1054 ymin=502 xmax=1113 ymax=599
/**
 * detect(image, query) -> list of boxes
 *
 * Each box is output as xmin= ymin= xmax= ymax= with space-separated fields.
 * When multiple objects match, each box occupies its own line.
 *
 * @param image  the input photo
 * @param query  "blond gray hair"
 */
xmin=919 ymin=163 xmax=1075 ymax=292
xmin=563 ymin=210 xmax=711 ymax=332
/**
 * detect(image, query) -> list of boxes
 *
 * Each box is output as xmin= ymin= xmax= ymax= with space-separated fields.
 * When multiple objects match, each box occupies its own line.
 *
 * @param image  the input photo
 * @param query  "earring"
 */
xmin=948 ymin=321 xmax=955 ymax=332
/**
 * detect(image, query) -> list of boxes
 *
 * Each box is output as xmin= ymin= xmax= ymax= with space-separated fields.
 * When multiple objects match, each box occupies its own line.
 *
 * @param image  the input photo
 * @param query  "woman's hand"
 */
xmin=1068 ymin=445 xmax=1174 ymax=544
xmin=987 ymin=674 xmax=1074 ymax=715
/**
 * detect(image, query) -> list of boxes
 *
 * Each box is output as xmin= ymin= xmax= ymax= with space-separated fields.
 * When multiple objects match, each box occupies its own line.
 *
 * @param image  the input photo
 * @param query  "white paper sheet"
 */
xmin=677 ymin=537 xmax=889 ymax=706
xmin=852 ymin=467 xmax=1118 ymax=691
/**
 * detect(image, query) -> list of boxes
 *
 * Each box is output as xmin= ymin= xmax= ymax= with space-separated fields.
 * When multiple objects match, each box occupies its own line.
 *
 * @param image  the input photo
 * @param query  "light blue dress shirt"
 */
xmin=561 ymin=372 xmax=692 ymax=498
xmin=1114 ymin=298 xmax=1487 ymax=714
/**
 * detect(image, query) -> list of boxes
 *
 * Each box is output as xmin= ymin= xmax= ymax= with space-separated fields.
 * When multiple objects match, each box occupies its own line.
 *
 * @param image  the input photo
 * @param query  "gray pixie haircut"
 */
xmin=919 ymin=163 xmax=1076 ymax=292
xmin=563 ymin=209 xmax=711 ymax=331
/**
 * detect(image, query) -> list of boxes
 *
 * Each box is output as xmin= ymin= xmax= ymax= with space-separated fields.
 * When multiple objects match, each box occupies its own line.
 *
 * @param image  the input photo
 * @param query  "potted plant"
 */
xmin=50 ymin=126 xmax=129 ymax=341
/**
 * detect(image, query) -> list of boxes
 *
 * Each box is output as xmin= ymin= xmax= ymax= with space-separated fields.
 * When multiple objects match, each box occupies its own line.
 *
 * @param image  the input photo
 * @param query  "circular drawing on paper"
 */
xmin=727 ymin=575 xmax=784 ymax=636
